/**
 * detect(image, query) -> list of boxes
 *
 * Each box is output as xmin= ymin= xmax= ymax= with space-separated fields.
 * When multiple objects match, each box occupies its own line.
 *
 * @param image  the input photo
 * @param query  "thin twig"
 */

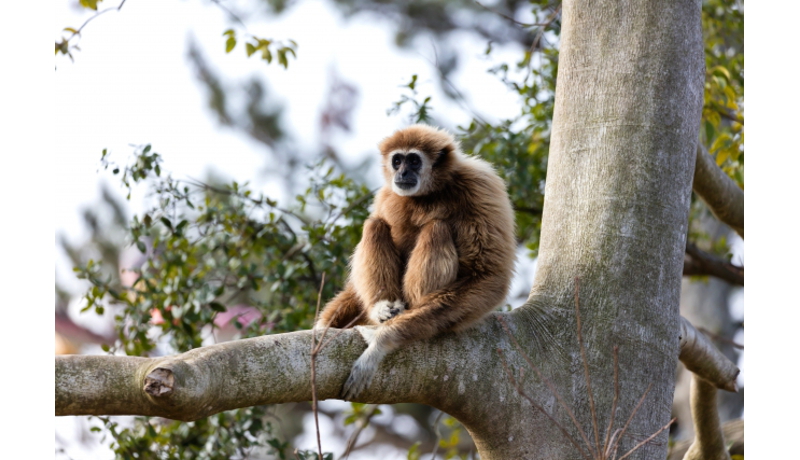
xmin=210 ymin=0 xmax=248 ymax=31
xmin=341 ymin=404 xmax=381 ymax=459
xmin=497 ymin=316 xmax=596 ymax=456
xmin=428 ymin=410 xmax=446 ymax=460
xmin=574 ymin=278 xmax=602 ymax=455
xmin=601 ymin=346 xmax=620 ymax=455
xmin=529 ymin=4 xmax=562 ymax=55
xmin=73 ymin=0 xmax=127 ymax=37
xmin=608 ymin=384 xmax=652 ymax=458
xmin=497 ymin=349 xmax=593 ymax=460
xmin=698 ymin=327 xmax=744 ymax=350
xmin=616 ymin=417 xmax=675 ymax=460
xmin=311 ymin=272 xmax=327 ymax=460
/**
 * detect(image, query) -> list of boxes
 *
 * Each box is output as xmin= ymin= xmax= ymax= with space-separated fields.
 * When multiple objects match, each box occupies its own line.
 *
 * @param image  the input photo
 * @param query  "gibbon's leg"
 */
xmin=403 ymin=220 xmax=458 ymax=307
xmin=316 ymin=285 xmax=370 ymax=329
xmin=350 ymin=217 xmax=405 ymax=324
xmin=341 ymin=276 xmax=505 ymax=400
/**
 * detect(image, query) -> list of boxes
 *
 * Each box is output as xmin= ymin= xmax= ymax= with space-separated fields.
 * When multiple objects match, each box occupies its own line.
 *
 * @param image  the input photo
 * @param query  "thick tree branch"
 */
xmin=55 ymin=314 xmax=536 ymax=426
xmin=683 ymin=242 xmax=744 ymax=286
xmin=692 ymin=143 xmax=744 ymax=238
xmin=678 ymin=317 xmax=739 ymax=393
xmin=57 ymin=330 xmax=370 ymax=421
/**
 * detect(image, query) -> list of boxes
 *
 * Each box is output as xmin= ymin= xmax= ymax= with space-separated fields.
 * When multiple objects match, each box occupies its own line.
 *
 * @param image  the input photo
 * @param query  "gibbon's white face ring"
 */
xmin=388 ymin=149 xmax=432 ymax=197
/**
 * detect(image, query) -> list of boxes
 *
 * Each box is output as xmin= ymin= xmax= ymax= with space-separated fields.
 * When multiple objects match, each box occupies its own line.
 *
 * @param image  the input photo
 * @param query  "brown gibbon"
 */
xmin=316 ymin=124 xmax=517 ymax=399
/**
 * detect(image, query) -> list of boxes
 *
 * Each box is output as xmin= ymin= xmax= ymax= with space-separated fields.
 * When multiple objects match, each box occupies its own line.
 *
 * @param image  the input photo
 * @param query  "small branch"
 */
xmin=617 ymin=417 xmax=675 ymax=460
xmin=601 ymin=346 xmax=620 ymax=456
xmin=428 ymin=410 xmax=447 ymax=460
xmin=341 ymin=404 xmax=381 ymax=459
xmin=497 ymin=317 xmax=595 ymax=457
xmin=311 ymin=273 xmax=327 ymax=460
xmin=608 ymin=384 xmax=651 ymax=458
xmin=210 ymin=0 xmax=248 ymax=31
xmin=678 ymin=317 xmax=740 ymax=393
xmin=573 ymin=278 xmax=602 ymax=455
xmin=497 ymin=349 xmax=592 ymax=460
xmin=474 ymin=1 xmax=557 ymax=28
xmin=692 ymin=143 xmax=744 ymax=238
xmin=681 ymin=375 xmax=732 ymax=460
xmin=683 ymin=242 xmax=744 ymax=286
xmin=697 ymin=327 xmax=743 ymax=350
xmin=58 ymin=0 xmax=127 ymax=46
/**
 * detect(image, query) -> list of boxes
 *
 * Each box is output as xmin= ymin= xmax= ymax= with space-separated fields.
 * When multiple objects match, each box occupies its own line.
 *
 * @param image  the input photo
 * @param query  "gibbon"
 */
xmin=316 ymin=124 xmax=517 ymax=399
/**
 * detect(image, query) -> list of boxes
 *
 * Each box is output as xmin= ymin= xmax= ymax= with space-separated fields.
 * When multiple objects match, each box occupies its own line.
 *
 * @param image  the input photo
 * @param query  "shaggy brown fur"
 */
xmin=317 ymin=124 xmax=517 ymax=399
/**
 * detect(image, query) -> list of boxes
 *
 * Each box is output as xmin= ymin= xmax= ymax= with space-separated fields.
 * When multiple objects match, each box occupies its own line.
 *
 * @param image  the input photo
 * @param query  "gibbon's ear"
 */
xmin=433 ymin=149 xmax=448 ymax=167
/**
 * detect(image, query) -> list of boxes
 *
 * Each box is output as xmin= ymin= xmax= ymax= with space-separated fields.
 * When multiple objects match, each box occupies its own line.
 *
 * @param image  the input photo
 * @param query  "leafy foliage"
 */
xmin=224 ymin=28 xmax=299 ymax=68
xmin=701 ymin=0 xmax=744 ymax=187
xmin=75 ymin=145 xmax=368 ymax=457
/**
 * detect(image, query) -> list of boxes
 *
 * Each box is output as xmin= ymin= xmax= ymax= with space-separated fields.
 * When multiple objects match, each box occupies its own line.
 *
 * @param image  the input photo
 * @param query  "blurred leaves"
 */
xmin=74 ymin=146 xmax=370 ymax=458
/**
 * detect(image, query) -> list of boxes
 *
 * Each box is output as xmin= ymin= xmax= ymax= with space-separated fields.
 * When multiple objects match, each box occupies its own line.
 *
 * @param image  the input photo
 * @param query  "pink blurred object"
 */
xmin=213 ymin=304 xmax=262 ymax=328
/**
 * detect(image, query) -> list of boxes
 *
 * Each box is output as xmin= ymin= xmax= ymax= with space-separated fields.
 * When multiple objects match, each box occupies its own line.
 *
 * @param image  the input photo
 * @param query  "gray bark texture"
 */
xmin=55 ymin=0 xmax=713 ymax=458
xmin=514 ymin=0 xmax=704 ymax=456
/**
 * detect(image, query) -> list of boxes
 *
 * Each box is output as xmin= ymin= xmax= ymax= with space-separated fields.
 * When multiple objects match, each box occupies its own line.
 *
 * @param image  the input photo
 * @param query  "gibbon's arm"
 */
xmin=349 ymin=217 xmax=406 ymax=323
xmin=316 ymin=217 xmax=404 ymax=329
xmin=403 ymin=220 xmax=458 ymax=307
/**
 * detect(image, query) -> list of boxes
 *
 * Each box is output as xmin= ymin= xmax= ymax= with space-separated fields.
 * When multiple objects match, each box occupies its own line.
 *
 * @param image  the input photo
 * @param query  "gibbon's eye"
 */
xmin=406 ymin=153 xmax=421 ymax=168
xmin=391 ymin=155 xmax=403 ymax=170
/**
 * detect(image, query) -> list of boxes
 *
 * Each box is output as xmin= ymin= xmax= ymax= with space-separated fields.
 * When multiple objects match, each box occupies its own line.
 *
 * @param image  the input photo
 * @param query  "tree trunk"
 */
xmin=455 ymin=0 xmax=704 ymax=457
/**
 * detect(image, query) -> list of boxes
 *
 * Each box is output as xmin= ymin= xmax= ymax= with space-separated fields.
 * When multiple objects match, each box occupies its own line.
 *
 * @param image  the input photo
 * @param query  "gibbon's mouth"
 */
xmin=394 ymin=180 xmax=417 ymax=190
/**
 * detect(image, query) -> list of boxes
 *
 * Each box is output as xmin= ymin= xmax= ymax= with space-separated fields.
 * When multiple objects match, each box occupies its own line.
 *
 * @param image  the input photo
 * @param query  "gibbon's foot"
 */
xmin=370 ymin=300 xmax=406 ymax=323
xmin=342 ymin=326 xmax=387 ymax=400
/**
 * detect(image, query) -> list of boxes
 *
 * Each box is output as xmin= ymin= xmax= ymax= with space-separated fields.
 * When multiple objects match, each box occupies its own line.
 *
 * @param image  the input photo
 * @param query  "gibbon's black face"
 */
xmin=391 ymin=152 xmax=423 ymax=191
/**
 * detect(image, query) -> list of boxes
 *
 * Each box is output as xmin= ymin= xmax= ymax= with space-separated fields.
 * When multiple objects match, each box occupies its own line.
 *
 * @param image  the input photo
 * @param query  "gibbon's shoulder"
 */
xmin=451 ymin=153 xmax=509 ymax=201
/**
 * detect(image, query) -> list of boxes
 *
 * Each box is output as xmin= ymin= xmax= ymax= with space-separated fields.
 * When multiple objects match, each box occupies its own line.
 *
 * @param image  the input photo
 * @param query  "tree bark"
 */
xmin=476 ymin=0 xmax=706 ymax=456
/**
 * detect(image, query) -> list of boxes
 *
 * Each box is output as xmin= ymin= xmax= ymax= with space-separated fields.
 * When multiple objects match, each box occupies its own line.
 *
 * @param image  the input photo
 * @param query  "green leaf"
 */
xmin=226 ymin=36 xmax=237 ymax=54
xmin=222 ymin=29 xmax=236 ymax=37
xmin=63 ymin=27 xmax=78 ymax=34
xmin=710 ymin=65 xmax=731 ymax=82
xmin=246 ymin=43 xmax=256 ymax=57
xmin=79 ymin=0 xmax=100 ymax=11
xmin=277 ymin=49 xmax=288 ymax=68
xmin=136 ymin=241 xmax=147 ymax=253
xmin=209 ymin=302 xmax=226 ymax=312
